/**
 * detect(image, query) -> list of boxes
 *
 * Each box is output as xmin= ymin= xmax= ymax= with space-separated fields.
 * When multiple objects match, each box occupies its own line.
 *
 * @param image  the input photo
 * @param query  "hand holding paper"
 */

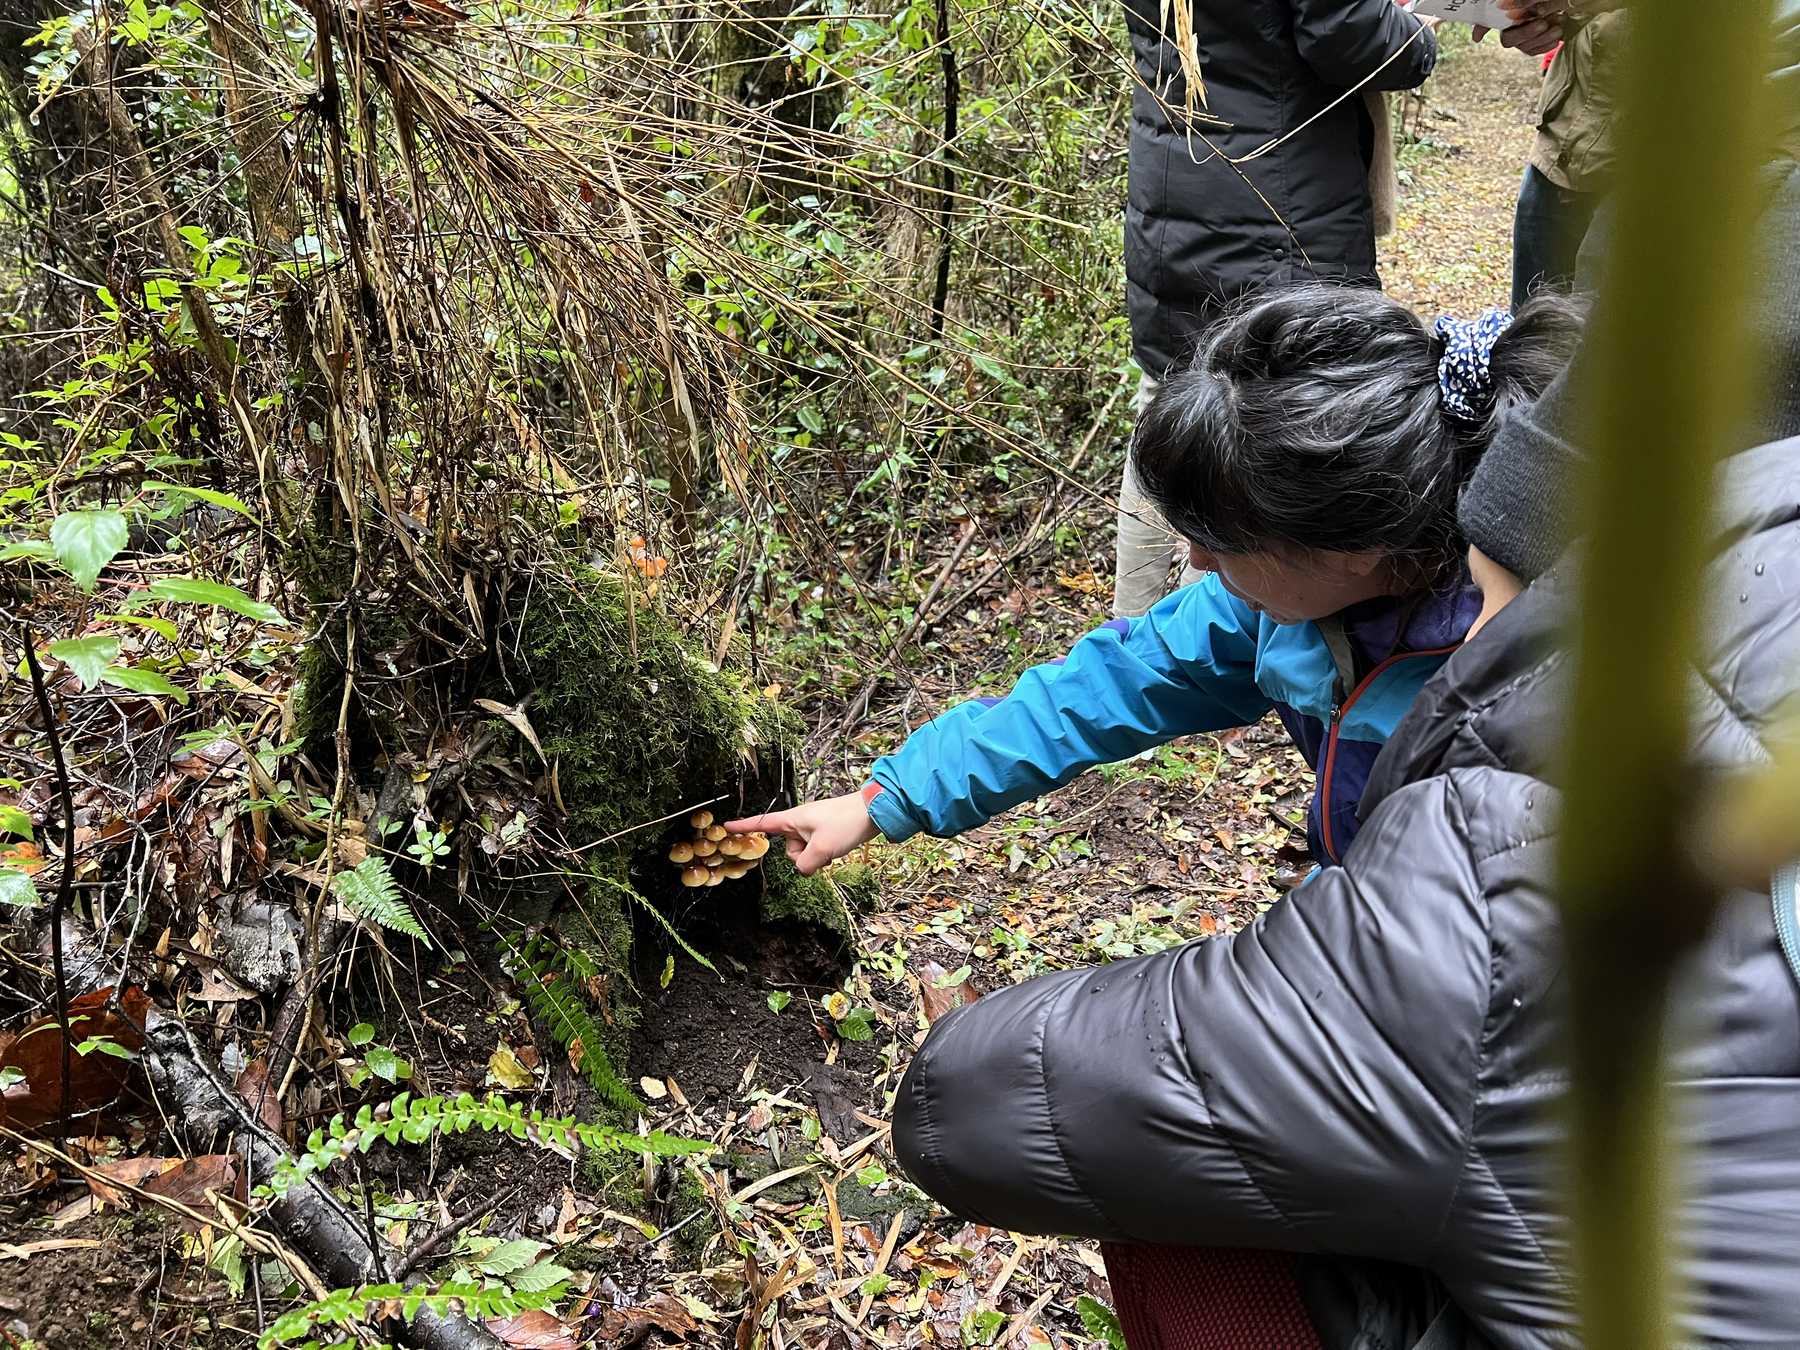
xmin=1404 ymin=0 xmax=1522 ymax=28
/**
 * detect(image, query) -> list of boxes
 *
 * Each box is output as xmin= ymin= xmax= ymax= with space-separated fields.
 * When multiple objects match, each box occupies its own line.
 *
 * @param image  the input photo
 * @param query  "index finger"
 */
xmin=723 ymin=811 xmax=795 ymax=835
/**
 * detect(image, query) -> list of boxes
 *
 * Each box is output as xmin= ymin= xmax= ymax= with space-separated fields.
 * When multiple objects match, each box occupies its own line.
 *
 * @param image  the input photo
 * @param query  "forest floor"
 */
xmin=0 ymin=32 xmax=1541 ymax=1350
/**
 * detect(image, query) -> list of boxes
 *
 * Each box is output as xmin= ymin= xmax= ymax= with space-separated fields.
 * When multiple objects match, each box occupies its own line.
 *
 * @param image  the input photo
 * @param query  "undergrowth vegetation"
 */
xmin=0 ymin=0 xmax=1145 ymax=1342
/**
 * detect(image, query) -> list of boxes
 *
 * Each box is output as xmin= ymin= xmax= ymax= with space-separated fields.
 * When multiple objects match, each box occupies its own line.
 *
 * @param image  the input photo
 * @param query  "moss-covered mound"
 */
xmin=480 ymin=565 xmax=862 ymax=1113
xmin=514 ymin=564 xmax=799 ymax=845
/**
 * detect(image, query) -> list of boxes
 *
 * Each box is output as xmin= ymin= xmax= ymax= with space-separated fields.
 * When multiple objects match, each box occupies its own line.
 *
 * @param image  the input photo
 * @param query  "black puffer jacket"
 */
xmin=894 ymin=439 xmax=1800 ymax=1347
xmin=1124 ymin=0 xmax=1436 ymax=374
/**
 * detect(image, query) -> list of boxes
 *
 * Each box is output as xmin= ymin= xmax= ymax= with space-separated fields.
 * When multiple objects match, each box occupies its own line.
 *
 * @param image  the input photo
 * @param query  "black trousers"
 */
xmin=1512 ymin=163 xmax=1602 ymax=310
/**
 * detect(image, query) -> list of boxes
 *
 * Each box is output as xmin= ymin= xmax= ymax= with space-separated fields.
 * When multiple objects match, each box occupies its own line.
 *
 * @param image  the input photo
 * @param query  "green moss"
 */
xmin=662 ymin=1164 xmax=717 ymax=1261
xmin=577 ymin=1142 xmax=651 ymax=1212
xmin=288 ymin=641 xmax=340 ymax=761
xmin=757 ymin=858 xmax=874 ymax=944
xmin=834 ymin=1176 xmax=927 ymax=1239
xmin=510 ymin=566 xmax=798 ymax=845
xmin=573 ymin=1156 xmax=716 ymax=1260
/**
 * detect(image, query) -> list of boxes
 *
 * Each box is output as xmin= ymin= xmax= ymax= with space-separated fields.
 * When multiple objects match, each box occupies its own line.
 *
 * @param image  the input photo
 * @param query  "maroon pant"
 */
xmin=1100 ymin=1244 xmax=1322 ymax=1350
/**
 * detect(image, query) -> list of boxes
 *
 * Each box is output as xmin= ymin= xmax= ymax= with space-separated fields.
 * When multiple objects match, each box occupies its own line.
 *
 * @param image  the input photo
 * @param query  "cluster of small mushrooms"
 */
xmin=669 ymin=809 xmax=770 ymax=887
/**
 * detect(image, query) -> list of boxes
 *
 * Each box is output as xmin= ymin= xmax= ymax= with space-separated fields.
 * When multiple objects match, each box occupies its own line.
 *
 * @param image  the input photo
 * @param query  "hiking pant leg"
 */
xmin=1113 ymin=375 xmax=1204 ymax=617
xmin=1511 ymin=164 xmax=1602 ymax=309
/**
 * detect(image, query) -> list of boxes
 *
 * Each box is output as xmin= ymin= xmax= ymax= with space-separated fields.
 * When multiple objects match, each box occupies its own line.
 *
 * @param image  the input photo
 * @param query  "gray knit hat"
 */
xmin=1456 ymin=366 xmax=1586 ymax=582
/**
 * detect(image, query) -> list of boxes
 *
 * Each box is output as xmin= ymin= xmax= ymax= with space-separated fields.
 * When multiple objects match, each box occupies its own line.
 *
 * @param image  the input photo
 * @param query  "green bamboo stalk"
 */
xmin=1557 ymin=2 xmax=1776 ymax=1347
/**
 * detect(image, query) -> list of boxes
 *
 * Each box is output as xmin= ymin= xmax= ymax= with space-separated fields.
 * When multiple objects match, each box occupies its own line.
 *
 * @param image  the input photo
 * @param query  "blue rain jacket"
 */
xmin=867 ymin=572 xmax=1481 ymax=865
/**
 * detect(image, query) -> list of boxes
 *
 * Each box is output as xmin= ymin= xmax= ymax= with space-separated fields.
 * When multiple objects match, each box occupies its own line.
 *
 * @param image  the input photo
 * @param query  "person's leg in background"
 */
xmin=1112 ymin=374 xmax=1205 ymax=617
xmin=1511 ymin=164 xmax=1601 ymax=310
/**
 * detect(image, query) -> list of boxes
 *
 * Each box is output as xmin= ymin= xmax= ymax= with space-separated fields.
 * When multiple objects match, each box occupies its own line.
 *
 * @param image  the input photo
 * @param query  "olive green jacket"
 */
xmin=1529 ymin=11 xmax=1627 ymax=193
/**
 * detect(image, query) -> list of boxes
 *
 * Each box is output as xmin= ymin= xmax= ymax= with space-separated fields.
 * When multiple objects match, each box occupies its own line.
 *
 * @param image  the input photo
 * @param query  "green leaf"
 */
xmin=347 ymin=1022 xmax=375 ymax=1048
xmin=48 ymin=635 xmax=121 ymax=690
xmin=100 ymin=664 xmax=189 ymax=704
xmin=969 ymin=352 xmax=1014 ymax=385
xmin=0 ymin=541 xmax=54 ymax=564
xmin=147 ymin=576 xmax=286 ymax=626
xmin=75 ymin=1036 xmax=135 ymax=1060
xmin=0 ymin=869 xmax=40 ymax=907
xmin=140 ymin=481 xmax=254 ymax=519
xmin=1076 ymin=1296 xmax=1128 ymax=1350
xmin=859 ymin=1272 xmax=892 ymax=1296
xmin=0 ymin=806 xmax=32 ymax=840
xmin=99 ymin=613 xmax=178 ymax=642
xmin=477 ymin=1239 xmax=544 ymax=1277
xmin=766 ymin=990 xmax=792 ymax=1014
xmin=836 ymin=1008 xmax=876 ymax=1042
xmin=508 ymin=1260 xmax=572 ymax=1294
xmin=50 ymin=510 xmax=127 ymax=590
xmin=364 ymin=1045 xmax=405 ymax=1083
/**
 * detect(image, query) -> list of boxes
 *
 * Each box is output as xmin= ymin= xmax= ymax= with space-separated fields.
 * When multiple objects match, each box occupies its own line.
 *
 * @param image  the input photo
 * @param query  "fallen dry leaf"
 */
xmin=1 ymin=840 xmax=45 ymax=875
xmin=88 ymin=1153 xmax=243 ymax=1226
xmin=591 ymin=1292 xmax=697 ymax=1346
xmin=235 ymin=1058 xmax=284 ymax=1134
xmin=486 ymin=1043 xmax=537 ymax=1090
xmin=0 ymin=986 xmax=150 ymax=1134
xmin=918 ymin=962 xmax=980 ymax=1025
xmin=486 ymin=1309 xmax=576 ymax=1349
xmin=88 ymin=1155 xmax=181 ymax=1207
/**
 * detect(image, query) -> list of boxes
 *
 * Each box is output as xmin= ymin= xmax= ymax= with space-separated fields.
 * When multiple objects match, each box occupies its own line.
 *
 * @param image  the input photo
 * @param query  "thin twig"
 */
xmin=391 ymin=1194 xmax=503 ymax=1282
xmin=840 ymin=518 xmax=978 ymax=729
xmin=20 ymin=625 xmax=74 ymax=1140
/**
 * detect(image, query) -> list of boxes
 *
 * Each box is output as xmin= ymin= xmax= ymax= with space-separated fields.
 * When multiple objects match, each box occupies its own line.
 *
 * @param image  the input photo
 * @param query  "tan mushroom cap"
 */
xmin=718 ymin=837 xmax=743 ymax=857
xmin=669 ymin=840 xmax=695 ymax=864
xmin=705 ymin=824 xmax=727 ymax=842
xmin=704 ymin=869 xmax=724 ymax=886
xmin=679 ymin=866 xmax=709 ymax=887
xmin=690 ymin=809 xmax=714 ymax=829
xmin=693 ymin=838 xmax=717 ymax=857
xmin=722 ymin=861 xmax=752 ymax=879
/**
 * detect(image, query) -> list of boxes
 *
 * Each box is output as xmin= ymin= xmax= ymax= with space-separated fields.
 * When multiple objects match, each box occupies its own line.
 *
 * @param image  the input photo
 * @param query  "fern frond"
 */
xmin=265 ymin=1091 xmax=709 ymax=1197
xmin=588 ymin=869 xmax=718 ymax=974
xmin=331 ymin=856 xmax=430 ymax=947
xmin=513 ymin=935 xmax=640 ymax=1111
xmin=258 ymin=1276 xmax=553 ymax=1348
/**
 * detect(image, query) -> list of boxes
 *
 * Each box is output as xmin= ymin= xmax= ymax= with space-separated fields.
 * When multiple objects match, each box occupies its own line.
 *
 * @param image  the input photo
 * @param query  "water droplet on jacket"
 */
xmin=1740 ymin=593 xmax=1749 ymax=603
xmin=1755 ymin=562 xmax=1766 ymax=575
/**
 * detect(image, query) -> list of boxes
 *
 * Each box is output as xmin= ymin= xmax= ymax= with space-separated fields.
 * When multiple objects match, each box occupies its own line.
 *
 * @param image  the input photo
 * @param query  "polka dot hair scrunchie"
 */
xmin=1434 ymin=308 xmax=1514 ymax=423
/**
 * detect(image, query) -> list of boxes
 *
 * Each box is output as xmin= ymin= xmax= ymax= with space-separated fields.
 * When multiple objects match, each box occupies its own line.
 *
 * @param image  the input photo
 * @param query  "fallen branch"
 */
xmin=52 ymin=923 xmax=501 ymax=1350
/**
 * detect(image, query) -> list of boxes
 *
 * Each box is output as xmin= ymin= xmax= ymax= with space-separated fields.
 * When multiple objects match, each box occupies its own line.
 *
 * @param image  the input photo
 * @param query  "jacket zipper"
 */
xmin=1318 ymin=642 xmax=1463 ymax=864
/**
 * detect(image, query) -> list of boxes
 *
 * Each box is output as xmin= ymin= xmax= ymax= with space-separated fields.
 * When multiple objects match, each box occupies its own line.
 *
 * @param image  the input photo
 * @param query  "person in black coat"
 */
xmin=1114 ymin=0 xmax=1441 ymax=615
xmin=894 ymin=12 xmax=1800 ymax=1341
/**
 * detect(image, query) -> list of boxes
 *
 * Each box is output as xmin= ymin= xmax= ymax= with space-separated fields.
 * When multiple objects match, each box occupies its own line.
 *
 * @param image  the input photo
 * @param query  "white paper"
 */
xmin=1405 ymin=0 xmax=1519 ymax=30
